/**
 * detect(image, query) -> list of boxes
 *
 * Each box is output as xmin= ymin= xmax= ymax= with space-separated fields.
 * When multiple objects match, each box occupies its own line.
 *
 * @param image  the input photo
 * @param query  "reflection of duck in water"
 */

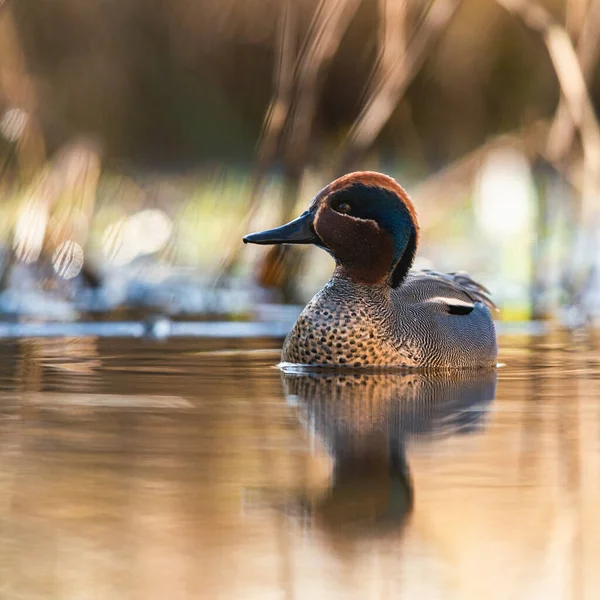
xmin=283 ymin=368 xmax=497 ymax=538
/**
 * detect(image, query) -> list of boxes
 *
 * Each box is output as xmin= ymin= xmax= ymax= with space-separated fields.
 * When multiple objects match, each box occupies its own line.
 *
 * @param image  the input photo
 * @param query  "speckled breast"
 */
xmin=281 ymin=293 xmax=421 ymax=368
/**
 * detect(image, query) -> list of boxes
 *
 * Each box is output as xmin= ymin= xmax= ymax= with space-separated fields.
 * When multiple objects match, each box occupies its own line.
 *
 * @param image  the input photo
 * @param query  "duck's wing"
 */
xmin=394 ymin=270 xmax=497 ymax=316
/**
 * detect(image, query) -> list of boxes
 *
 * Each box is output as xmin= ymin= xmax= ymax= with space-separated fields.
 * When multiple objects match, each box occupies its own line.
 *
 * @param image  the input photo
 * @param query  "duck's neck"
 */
xmin=391 ymin=226 xmax=418 ymax=288
xmin=330 ymin=267 xmax=393 ymax=301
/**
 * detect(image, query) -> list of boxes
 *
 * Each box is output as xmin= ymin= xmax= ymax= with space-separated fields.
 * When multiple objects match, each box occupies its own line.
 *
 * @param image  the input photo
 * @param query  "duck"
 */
xmin=243 ymin=171 xmax=497 ymax=368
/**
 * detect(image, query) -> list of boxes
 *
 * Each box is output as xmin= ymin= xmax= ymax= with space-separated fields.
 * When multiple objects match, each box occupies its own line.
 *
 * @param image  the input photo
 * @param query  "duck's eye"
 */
xmin=336 ymin=202 xmax=352 ymax=214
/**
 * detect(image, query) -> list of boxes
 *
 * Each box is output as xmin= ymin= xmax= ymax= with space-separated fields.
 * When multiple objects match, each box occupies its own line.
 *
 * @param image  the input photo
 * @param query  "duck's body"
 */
xmin=283 ymin=270 xmax=496 ymax=368
xmin=244 ymin=172 xmax=497 ymax=368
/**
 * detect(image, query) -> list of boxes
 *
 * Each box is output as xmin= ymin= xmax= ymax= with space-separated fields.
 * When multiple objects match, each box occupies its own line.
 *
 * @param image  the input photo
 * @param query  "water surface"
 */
xmin=0 ymin=332 xmax=598 ymax=599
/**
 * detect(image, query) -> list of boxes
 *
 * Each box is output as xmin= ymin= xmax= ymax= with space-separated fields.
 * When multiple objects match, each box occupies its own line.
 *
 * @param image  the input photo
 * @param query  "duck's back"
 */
xmin=390 ymin=270 xmax=497 ymax=367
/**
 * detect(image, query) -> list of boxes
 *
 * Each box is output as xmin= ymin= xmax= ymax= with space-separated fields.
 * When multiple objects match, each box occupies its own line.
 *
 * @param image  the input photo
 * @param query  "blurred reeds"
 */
xmin=0 ymin=0 xmax=599 ymax=323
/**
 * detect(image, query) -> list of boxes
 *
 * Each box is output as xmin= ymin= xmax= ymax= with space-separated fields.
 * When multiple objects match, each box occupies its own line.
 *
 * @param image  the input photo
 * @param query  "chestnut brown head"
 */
xmin=243 ymin=172 xmax=419 ymax=287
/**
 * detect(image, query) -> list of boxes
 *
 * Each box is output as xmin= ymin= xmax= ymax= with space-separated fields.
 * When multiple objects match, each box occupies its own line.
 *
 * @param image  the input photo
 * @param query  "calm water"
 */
xmin=0 ymin=332 xmax=599 ymax=599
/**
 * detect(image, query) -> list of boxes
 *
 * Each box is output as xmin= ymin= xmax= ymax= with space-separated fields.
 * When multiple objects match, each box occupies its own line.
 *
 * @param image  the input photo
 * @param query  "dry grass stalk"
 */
xmin=284 ymin=0 xmax=362 ymax=171
xmin=252 ymin=0 xmax=297 ymax=193
xmin=0 ymin=4 xmax=45 ymax=181
xmin=215 ymin=0 xmax=297 ymax=279
xmin=497 ymin=0 xmax=600 ymax=313
xmin=546 ymin=0 xmax=600 ymax=164
xmin=495 ymin=0 xmax=600 ymax=177
xmin=335 ymin=0 xmax=461 ymax=173
xmin=217 ymin=0 xmax=361 ymax=283
xmin=8 ymin=140 xmax=101 ymax=292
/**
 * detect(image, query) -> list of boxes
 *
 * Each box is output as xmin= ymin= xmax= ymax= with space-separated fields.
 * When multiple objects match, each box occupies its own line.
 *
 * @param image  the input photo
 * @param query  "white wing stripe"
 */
xmin=427 ymin=296 xmax=474 ymax=308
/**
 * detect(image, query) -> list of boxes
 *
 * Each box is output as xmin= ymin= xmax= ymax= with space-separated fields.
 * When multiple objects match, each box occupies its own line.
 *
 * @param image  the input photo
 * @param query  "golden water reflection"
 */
xmin=277 ymin=368 xmax=496 ymax=539
xmin=0 ymin=333 xmax=597 ymax=599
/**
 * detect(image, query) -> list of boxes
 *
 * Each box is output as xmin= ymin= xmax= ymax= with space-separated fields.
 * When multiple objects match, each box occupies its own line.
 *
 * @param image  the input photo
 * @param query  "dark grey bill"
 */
xmin=243 ymin=211 xmax=318 ymax=245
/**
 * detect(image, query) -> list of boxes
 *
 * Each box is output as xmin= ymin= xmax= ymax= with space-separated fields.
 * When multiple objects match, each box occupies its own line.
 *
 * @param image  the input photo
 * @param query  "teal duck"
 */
xmin=244 ymin=171 xmax=497 ymax=368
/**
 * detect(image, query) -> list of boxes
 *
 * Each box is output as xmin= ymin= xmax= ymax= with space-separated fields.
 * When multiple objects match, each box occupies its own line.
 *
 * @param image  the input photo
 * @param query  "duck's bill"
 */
xmin=243 ymin=211 xmax=318 ymax=245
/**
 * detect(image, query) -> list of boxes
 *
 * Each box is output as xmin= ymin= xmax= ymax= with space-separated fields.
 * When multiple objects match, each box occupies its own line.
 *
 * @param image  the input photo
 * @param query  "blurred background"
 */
xmin=3 ymin=4 xmax=600 ymax=597
xmin=1 ymin=0 xmax=600 ymax=328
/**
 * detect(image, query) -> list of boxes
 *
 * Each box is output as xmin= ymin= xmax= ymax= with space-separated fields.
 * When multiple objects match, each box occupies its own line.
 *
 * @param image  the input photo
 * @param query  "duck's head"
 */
xmin=243 ymin=172 xmax=419 ymax=287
